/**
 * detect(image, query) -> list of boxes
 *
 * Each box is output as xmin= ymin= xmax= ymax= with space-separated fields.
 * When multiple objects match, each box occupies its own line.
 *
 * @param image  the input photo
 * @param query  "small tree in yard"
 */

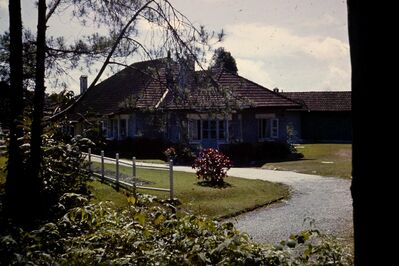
xmin=192 ymin=148 xmax=232 ymax=186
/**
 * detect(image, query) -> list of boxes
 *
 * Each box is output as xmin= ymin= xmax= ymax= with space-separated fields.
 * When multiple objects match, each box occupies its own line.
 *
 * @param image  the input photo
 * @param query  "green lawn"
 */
xmin=88 ymin=180 xmax=132 ymax=209
xmin=0 ymin=156 xmax=289 ymax=219
xmin=91 ymin=161 xmax=289 ymax=219
xmin=262 ymin=144 xmax=352 ymax=178
xmin=0 ymin=156 xmax=6 ymax=185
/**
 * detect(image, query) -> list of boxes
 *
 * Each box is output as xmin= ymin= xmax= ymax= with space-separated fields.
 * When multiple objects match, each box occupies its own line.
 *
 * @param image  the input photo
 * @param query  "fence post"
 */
xmin=132 ymin=156 xmax=137 ymax=197
xmin=88 ymin=148 xmax=92 ymax=171
xmin=101 ymin=150 xmax=105 ymax=182
xmin=169 ymin=159 xmax=174 ymax=200
xmin=116 ymin=153 xmax=119 ymax=190
xmin=132 ymin=157 xmax=136 ymax=178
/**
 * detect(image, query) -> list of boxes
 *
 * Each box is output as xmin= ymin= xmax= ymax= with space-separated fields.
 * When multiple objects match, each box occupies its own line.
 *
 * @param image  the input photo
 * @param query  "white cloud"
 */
xmin=216 ymin=23 xmax=350 ymax=90
xmin=222 ymin=23 xmax=349 ymax=62
xmin=300 ymin=13 xmax=343 ymax=28
xmin=320 ymin=65 xmax=351 ymax=91
xmin=0 ymin=0 xmax=6 ymax=9
xmin=235 ymin=58 xmax=276 ymax=89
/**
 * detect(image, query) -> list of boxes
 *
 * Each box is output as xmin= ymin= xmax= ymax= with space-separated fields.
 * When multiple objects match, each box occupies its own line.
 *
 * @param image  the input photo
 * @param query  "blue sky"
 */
xmin=0 ymin=0 xmax=350 ymax=93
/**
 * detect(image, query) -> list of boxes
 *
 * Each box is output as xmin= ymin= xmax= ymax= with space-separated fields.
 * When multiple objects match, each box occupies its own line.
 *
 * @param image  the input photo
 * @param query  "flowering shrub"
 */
xmin=192 ymin=148 xmax=232 ymax=186
xmin=163 ymin=147 xmax=176 ymax=161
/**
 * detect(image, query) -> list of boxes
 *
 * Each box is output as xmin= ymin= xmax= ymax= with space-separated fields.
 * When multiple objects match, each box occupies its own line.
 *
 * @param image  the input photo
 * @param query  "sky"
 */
xmin=0 ymin=0 xmax=350 ymax=94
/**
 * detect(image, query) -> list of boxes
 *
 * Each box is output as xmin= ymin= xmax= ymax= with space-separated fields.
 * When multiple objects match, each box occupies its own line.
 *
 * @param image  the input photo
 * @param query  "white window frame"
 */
xmin=258 ymin=118 xmax=270 ymax=140
xmin=258 ymin=118 xmax=279 ymax=140
xmin=188 ymin=119 xmax=201 ymax=142
xmin=271 ymin=118 xmax=279 ymax=138
xmin=187 ymin=117 xmax=230 ymax=144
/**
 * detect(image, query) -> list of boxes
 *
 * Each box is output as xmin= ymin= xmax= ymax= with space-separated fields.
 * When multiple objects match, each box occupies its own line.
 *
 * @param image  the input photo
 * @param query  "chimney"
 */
xmin=80 ymin=75 xmax=88 ymax=94
xmin=273 ymin=88 xmax=279 ymax=93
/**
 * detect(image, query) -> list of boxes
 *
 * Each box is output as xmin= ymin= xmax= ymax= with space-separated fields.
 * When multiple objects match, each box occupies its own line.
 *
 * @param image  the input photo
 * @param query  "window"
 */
xmin=187 ymin=117 xmax=230 ymax=142
xmin=218 ymin=120 xmax=225 ymax=140
xmin=271 ymin=118 xmax=279 ymax=138
xmin=119 ymin=119 xmax=127 ymax=139
xmin=210 ymin=120 xmax=217 ymax=139
xmin=202 ymin=120 xmax=209 ymax=139
xmin=188 ymin=120 xmax=201 ymax=141
xmin=258 ymin=119 xmax=270 ymax=139
xmin=258 ymin=118 xmax=279 ymax=140
xmin=112 ymin=119 xmax=118 ymax=138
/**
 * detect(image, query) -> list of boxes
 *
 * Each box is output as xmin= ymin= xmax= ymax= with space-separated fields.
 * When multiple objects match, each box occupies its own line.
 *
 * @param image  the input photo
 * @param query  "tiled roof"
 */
xmin=69 ymin=59 xmax=169 ymax=118
xmin=162 ymin=70 xmax=301 ymax=110
xmin=67 ymin=59 xmax=301 ymax=119
xmin=282 ymin=91 xmax=351 ymax=111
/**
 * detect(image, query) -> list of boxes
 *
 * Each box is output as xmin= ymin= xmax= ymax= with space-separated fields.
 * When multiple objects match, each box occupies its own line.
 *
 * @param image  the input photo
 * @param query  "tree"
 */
xmin=3 ymin=0 xmax=220 ymax=225
xmin=209 ymin=47 xmax=238 ymax=73
xmin=5 ymin=0 xmax=28 ymax=224
xmin=348 ymin=1 xmax=393 ymax=265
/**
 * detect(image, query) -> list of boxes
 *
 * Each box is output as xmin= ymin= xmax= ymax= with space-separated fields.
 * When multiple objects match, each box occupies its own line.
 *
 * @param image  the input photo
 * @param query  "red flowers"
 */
xmin=164 ymin=147 xmax=176 ymax=160
xmin=192 ymin=148 xmax=232 ymax=185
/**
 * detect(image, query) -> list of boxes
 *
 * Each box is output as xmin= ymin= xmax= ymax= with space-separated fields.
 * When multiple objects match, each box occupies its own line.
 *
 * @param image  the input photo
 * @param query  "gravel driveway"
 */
xmin=174 ymin=165 xmax=353 ymax=244
xmin=224 ymin=168 xmax=353 ymax=244
xmin=91 ymin=156 xmax=353 ymax=244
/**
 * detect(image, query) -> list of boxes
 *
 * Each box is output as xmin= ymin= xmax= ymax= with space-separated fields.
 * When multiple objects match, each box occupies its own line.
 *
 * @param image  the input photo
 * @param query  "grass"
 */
xmin=262 ymin=144 xmax=352 ymax=178
xmin=120 ymin=157 xmax=166 ymax=164
xmin=88 ymin=180 xmax=132 ymax=209
xmin=0 ymin=156 xmax=6 ymax=185
xmin=0 ymin=155 xmax=289 ymax=219
xmin=91 ymin=161 xmax=289 ymax=219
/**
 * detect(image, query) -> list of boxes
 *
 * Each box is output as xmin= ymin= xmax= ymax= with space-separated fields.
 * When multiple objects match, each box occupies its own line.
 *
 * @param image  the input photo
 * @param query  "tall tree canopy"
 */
xmin=209 ymin=47 xmax=238 ymax=74
xmin=3 ymin=0 xmax=221 ymax=226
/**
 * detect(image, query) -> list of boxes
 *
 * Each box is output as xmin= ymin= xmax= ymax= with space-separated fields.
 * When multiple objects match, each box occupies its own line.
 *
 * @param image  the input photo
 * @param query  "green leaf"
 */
xmin=154 ymin=213 xmax=165 ymax=226
xmin=134 ymin=213 xmax=146 ymax=226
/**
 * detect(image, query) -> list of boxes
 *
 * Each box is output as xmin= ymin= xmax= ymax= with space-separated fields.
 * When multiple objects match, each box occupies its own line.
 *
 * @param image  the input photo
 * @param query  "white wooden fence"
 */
xmin=87 ymin=148 xmax=174 ymax=199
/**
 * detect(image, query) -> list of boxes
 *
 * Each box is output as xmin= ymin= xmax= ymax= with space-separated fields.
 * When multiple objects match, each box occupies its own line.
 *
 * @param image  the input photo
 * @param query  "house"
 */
xmin=62 ymin=57 xmax=351 ymax=148
xmin=63 ymin=57 xmax=304 ymax=149
xmin=281 ymin=91 xmax=352 ymax=143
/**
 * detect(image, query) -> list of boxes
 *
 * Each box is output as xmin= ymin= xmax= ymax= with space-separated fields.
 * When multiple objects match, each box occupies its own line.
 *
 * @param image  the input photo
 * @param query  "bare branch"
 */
xmin=46 ymin=0 xmax=62 ymax=22
xmin=88 ymin=0 xmax=156 ymax=90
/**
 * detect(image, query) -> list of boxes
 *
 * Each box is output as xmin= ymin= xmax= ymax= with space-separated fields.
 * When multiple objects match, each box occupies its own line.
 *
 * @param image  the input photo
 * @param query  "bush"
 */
xmin=104 ymin=137 xmax=168 ymax=159
xmin=192 ymin=148 xmax=232 ymax=186
xmin=41 ymin=134 xmax=94 ymax=214
xmin=0 ymin=194 xmax=353 ymax=265
xmin=163 ymin=147 xmax=177 ymax=161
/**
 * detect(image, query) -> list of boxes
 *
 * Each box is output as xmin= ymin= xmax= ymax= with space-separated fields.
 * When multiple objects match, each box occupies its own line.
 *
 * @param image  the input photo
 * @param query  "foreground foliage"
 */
xmin=0 ymin=193 xmax=352 ymax=265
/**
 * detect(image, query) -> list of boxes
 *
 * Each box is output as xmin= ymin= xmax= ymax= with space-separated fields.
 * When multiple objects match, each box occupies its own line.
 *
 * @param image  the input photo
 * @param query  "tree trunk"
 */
xmin=28 ymin=0 xmax=47 ymax=216
xmin=5 ymin=0 xmax=26 ymax=223
xmin=348 ymin=1 xmax=391 ymax=265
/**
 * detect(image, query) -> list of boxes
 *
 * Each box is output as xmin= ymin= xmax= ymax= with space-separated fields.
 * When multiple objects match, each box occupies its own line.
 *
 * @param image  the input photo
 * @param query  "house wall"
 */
xmin=134 ymin=112 xmax=166 ymax=139
xmin=300 ymin=111 xmax=352 ymax=142
xmin=239 ymin=110 xmax=300 ymax=143
xmin=167 ymin=112 xmax=184 ymax=143
xmin=279 ymin=112 xmax=302 ymax=143
xmin=241 ymin=111 xmax=258 ymax=143
xmin=100 ymin=110 xmax=305 ymax=147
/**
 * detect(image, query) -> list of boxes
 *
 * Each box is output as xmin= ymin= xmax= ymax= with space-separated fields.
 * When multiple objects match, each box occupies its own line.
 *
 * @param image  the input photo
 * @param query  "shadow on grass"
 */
xmin=196 ymin=181 xmax=232 ymax=189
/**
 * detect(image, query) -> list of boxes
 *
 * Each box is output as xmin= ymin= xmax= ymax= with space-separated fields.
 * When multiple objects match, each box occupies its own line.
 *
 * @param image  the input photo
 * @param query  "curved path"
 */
xmin=223 ymin=169 xmax=352 ymax=244
xmin=92 ymin=156 xmax=353 ymax=244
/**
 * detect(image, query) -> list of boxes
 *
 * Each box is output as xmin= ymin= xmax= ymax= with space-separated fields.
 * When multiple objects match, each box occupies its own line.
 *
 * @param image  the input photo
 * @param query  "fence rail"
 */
xmin=86 ymin=148 xmax=174 ymax=199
